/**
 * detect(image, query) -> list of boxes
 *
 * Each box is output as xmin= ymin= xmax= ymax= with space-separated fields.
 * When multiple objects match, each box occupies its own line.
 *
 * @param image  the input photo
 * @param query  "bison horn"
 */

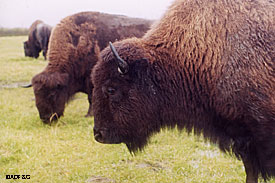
xmin=109 ymin=42 xmax=129 ymax=74
xmin=21 ymin=83 xmax=32 ymax=88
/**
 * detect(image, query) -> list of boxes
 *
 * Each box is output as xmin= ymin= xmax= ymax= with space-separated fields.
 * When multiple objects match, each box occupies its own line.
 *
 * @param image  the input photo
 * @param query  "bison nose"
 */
xmin=93 ymin=127 xmax=104 ymax=143
xmin=41 ymin=117 xmax=50 ymax=124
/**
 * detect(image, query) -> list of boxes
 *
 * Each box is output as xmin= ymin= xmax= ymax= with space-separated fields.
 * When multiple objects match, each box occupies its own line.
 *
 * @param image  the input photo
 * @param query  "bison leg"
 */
xmin=43 ymin=49 xmax=47 ymax=60
xmin=242 ymin=157 xmax=258 ymax=183
xmin=85 ymin=94 xmax=93 ymax=117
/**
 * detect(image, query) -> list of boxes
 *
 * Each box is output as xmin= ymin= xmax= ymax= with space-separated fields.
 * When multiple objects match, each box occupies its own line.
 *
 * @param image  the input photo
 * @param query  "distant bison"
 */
xmin=29 ymin=12 xmax=152 ymax=123
xmin=24 ymin=20 xmax=52 ymax=60
xmin=92 ymin=0 xmax=275 ymax=182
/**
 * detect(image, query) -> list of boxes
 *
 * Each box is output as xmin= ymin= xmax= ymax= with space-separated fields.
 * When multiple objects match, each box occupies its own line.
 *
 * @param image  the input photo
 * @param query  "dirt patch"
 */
xmin=86 ymin=176 xmax=116 ymax=183
xmin=0 ymin=82 xmax=31 ymax=89
xmin=133 ymin=160 xmax=170 ymax=172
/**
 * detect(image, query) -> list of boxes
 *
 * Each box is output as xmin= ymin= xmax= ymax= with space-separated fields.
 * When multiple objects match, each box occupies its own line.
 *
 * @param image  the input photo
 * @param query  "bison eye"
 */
xmin=107 ymin=87 xmax=116 ymax=95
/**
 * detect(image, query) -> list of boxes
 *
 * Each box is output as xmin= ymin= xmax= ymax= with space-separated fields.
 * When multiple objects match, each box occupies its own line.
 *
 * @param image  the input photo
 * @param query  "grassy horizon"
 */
xmin=0 ymin=36 xmax=273 ymax=183
xmin=0 ymin=28 xmax=28 ymax=37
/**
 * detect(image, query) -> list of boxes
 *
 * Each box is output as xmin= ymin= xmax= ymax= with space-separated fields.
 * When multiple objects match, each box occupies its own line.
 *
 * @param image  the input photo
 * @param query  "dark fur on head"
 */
xmin=31 ymin=12 xmax=152 ymax=124
xmin=93 ymin=39 xmax=162 ymax=153
xmin=32 ymin=72 xmax=69 ymax=123
xmin=92 ymin=0 xmax=275 ymax=182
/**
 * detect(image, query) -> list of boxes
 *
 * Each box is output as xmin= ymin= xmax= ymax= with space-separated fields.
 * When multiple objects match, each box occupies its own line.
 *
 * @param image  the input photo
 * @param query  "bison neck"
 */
xmin=150 ymin=58 xmax=216 ymax=133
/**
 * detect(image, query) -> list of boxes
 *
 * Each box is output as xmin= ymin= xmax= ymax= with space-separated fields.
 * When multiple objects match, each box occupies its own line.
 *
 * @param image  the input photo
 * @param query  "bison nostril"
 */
xmin=94 ymin=128 xmax=104 ymax=143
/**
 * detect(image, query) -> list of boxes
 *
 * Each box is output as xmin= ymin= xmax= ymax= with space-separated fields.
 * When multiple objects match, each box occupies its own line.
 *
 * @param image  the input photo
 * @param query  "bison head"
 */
xmin=32 ymin=72 xmax=69 ymax=124
xmin=23 ymin=41 xmax=40 ymax=59
xmin=92 ymin=40 xmax=162 ymax=153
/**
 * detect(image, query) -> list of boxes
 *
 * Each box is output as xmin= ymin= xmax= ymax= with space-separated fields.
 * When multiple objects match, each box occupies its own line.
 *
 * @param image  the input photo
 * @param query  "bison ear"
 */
xmin=131 ymin=58 xmax=152 ymax=80
xmin=47 ymin=73 xmax=69 ymax=88
xmin=52 ymin=73 xmax=69 ymax=88
xmin=131 ymin=58 xmax=149 ymax=74
xmin=32 ymin=72 xmax=69 ymax=89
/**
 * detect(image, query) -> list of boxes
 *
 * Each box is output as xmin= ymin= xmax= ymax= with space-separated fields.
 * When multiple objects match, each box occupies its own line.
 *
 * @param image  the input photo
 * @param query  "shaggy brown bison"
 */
xmin=24 ymin=20 xmax=52 ymax=60
xmin=29 ymin=12 xmax=152 ymax=123
xmin=92 ymin=0 xmax=275 ymax=182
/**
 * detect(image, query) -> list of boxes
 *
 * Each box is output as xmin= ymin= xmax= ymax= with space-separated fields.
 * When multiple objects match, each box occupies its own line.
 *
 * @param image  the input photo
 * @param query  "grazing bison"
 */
xmin=30 ymin=12 xmax=152 ymax=123
xmin=24 ymin=20 xmax=52 ymax=60
xmin=92 ymin=0 xmax=275 ymax=182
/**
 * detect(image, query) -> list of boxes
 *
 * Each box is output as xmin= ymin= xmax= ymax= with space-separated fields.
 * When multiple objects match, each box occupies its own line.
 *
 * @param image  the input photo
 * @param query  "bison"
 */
xmin=91 ymin=0 xmax=275 ymax=182
xmin=24 ymin=20 xmax=52 ymax=60
xmin=29 ymin=12 xmax=152 ymax=123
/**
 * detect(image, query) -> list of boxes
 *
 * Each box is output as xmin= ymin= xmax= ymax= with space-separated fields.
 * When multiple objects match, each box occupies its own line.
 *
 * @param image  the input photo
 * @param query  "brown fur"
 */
xmin=92 ymin=0 xmax=275 ymax=182
xmin=31 ymin=11 xmax=152 ymax=123
xmin=24 ymin=20 xmax=52 ymax=59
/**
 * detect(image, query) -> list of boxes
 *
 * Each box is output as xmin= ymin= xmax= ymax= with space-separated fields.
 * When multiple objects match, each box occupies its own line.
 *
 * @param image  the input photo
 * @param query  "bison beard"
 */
xmin=92 ymin=0 xmax=275 ymax=182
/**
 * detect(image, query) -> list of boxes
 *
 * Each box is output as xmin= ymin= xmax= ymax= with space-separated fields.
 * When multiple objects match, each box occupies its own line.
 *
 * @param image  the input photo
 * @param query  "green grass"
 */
xmin=0 ymin=36 xmax=273 ymax=183
xmin=0 ymin=36 xmax=47 ymax=85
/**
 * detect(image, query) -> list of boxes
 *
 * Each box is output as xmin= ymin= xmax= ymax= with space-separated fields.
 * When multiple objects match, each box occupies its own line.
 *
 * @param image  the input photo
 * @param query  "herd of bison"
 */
xmin=21 ymin=0 xmax=274 ymax=183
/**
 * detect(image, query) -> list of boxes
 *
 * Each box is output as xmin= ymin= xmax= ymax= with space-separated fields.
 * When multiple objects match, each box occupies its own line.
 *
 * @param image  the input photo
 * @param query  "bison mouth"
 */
xmin=93 ymin=127 xmax=148 ymax=154
xmin=40 ymin=113 xmax=59 ymax=124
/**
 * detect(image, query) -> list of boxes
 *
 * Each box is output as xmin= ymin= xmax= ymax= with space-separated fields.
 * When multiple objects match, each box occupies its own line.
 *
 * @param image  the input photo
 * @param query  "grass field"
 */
xmin=0 ymin=36 xmax=273 ymax=183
